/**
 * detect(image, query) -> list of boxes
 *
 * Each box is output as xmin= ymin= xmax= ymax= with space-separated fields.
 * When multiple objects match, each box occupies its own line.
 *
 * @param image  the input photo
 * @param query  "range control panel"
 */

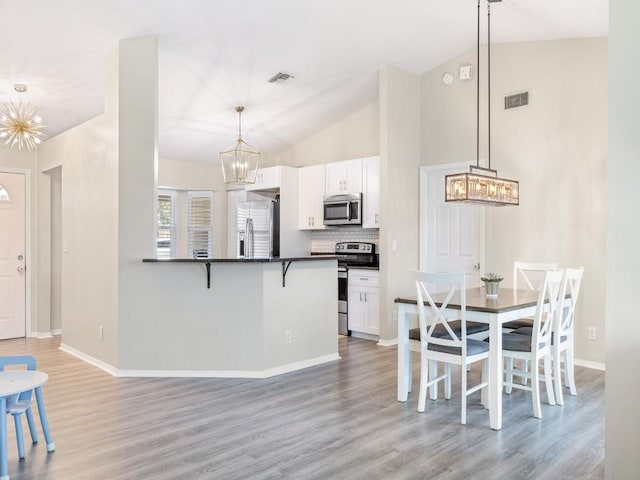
xmin=335 ymin=242 xmax=375 ymax=254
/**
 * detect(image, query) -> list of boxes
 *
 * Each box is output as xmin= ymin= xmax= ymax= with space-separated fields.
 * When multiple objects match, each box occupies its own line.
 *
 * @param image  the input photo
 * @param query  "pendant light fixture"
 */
xmin=445 ymin=0 xmax=519 ymax=206
xmin=0 ymin=84 xmax=47 ymax=152
xmin=220 ymin=106 xmax=260 ymax=185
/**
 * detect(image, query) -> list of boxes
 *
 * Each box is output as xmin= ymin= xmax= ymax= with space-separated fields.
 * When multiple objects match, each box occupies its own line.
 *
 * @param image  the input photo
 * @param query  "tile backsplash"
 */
xmin=311 ymin=227 xmax=380 ymax=253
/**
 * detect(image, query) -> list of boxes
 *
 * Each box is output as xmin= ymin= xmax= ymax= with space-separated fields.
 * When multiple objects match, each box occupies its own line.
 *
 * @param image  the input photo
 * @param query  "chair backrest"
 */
xmin=513 ymin=261 xmax=559 ymax=290
xmin=0 ymin=355 xmax=37 ymax=405
xmin=531 ymin=270 xmax=564 ymax=349
xmin=554 ymin=267 xmax=584 ymax=340
xmin=415 ymin=271 xmax=466 ymax=355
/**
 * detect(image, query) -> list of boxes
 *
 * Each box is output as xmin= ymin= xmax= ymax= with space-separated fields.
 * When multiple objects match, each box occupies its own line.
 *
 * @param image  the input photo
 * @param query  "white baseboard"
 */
xmin=377 ymin=337 xmax=398 ymax=347
xmin=350 ymin=331 xmax=379 ymax=342
xmin=31 ymin=331 xmax=53 ymax=339
xmin=59 ymin=343 xmax=341 ymax=379
xmin=59 ymin=343 xmax=119 ymax=376
xmin=575 ymin=358 xmax=606 ymax=371
xmin=51 ymin=329 xmax=62 ymax=336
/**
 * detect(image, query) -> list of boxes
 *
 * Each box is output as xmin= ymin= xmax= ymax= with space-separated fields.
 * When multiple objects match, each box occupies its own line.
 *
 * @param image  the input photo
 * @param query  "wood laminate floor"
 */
xmin=0 ymin=336 xmax=604 ymax=480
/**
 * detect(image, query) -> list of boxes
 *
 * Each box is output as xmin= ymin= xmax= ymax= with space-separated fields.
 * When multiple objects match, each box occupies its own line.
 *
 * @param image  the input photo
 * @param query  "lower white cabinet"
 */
xmin=348 ymin=269 xmax=379 ymax=335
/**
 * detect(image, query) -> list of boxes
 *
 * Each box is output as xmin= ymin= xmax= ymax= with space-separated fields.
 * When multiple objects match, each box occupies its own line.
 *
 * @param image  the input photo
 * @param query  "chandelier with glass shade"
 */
xmin=220 ymin=106 xmax=260 ymax=185
xmin=445 ymin=0 xmax=519 ymax=206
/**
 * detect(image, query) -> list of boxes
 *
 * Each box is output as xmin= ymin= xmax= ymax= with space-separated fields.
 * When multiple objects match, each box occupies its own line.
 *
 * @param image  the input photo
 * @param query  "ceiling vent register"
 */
xmin=505 ymin=91 xmax=529 ymax=110
xmin=268 ymin=72 xmax=294 ymax=84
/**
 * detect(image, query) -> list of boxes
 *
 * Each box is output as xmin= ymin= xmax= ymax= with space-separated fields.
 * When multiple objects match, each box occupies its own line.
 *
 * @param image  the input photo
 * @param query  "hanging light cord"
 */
xmin=487 ymin=1 xmax=492 ymax=170
xmin=476 ymin=0 xmax=480 ymax=169
xmin=237 ymin=107 xmax=243 ymax=140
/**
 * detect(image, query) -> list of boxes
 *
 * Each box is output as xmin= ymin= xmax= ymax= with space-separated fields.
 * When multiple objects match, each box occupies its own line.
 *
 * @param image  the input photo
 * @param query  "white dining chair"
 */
xmin=414 ymin=271 xmax=489 ymax=425
xmin=552 ymin=266 xmax=584 ymax=405
xmin=502 ymin=260 xmax=559 ymax=330
xmin=499 ymin=270 xmax=562 ymax=418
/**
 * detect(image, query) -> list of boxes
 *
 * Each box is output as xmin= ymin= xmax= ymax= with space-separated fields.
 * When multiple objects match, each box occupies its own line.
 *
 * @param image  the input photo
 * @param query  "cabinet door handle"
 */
xmin=364 ymin=292 xmax=367 ymax=302
xmin=311 ymin=216 xmax=314 ymax=226
xmin=360 ymin=277 xmax=368 ymax=281
xmin=375 ymin=213 xmax=379 ymax=224
xmin=359 ymin=292 xmax=363 ymax=302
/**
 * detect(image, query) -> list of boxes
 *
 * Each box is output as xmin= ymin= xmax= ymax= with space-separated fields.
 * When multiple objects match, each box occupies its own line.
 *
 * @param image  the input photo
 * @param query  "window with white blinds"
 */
xmin=187 ymin=191 xmax=214 ymax=258
xmin=157 ymin=190 xmax=176 ymax=259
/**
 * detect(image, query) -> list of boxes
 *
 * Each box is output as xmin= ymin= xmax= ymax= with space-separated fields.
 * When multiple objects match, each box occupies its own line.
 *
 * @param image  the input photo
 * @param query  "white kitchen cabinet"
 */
xmin=298 ymin=164 xmax=325 ymax=230
xmin=245 ymin=166 xmax=281 ymax=191
xmin=362 ymin=156 xmax=380 ymax=229
xmin=348 ymin=269 xmax=379 ymax=336
xmin=325 ymin=158 xmax=363 ymax=195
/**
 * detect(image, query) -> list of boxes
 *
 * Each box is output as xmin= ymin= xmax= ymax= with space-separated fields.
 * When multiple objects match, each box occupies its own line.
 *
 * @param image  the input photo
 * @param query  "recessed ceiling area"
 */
xmin=0 ymin=0 xmax=608 ymax=163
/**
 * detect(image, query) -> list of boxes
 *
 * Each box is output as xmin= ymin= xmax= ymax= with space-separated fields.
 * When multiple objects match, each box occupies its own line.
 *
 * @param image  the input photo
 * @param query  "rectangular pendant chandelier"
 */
xmin=445 ymin=165 xmax=519 ymax=206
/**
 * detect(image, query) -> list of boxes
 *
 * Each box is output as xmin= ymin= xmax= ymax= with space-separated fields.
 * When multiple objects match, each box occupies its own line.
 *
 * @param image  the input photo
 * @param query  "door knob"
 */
xmin=473 ymin=263 xmax=480 ymax=271
xmin=17 ymin=265 xmax=25 ymax=272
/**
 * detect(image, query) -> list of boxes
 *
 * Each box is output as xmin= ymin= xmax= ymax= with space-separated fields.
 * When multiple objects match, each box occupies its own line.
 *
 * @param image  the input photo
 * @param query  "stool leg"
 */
xmin=34 ymin=388 xmax=54 ymax=452
xmin=13 ymin=414 xmax=25 ymax=459
xmin=25 ymin=408 xmax=38 ymax=444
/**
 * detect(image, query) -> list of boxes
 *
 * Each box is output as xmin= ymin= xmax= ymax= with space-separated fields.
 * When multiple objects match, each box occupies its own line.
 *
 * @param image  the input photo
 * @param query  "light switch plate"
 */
xmin=459 ymin=65 xmax=473 ymax=80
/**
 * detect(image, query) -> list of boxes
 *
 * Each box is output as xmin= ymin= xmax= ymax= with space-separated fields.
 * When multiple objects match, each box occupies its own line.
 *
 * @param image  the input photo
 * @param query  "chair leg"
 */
xmin=25 ymin=408 xmax=38 ymax=444
xmin=418 ymin=353 xmax=429 ymax=413
xmin=553 ymin=346 xmax=564 ymax=406
xmin=481 ymin=358 xmax=489 ymax=408
xmin=13 ymin=414 xmax=25 ymax=459
xmin=544 ymin=354 xmax=556 ymax=406
xmin=429 ymin=361 xmax=439 ymax=401
xmin=531 ymin=358 xmax=542 ymax=418
xmin=444 ymin=364 xmax=452 ymax=400
xmin=565 ymin=347 xmax=577 ymax=396
xmin=505 ymin=357 xmax=514 ymax=394
xmin=461 ymin=363 xmax=467 ymax=425
xmin=520 ymin=360 xmax=529 ymax=385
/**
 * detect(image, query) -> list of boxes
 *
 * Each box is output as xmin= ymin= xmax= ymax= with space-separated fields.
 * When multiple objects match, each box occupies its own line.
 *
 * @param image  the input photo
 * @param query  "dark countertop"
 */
xmin=142 ymin=255 xmax=337 ymax=263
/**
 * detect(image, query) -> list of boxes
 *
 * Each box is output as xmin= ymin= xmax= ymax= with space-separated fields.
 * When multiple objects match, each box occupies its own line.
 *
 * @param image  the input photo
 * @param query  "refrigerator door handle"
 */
xmin=246 ymin=218 xmax=254 ymax=258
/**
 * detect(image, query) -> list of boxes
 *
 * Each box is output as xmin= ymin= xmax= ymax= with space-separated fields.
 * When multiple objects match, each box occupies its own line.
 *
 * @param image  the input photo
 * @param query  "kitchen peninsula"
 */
xmin=136 ymin=256 xmax=338 ymax=378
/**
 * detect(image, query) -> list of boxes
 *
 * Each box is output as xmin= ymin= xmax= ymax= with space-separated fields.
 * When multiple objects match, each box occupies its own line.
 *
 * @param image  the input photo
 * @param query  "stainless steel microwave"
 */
xmin=323 ymin=193 xmax=362 ymax=226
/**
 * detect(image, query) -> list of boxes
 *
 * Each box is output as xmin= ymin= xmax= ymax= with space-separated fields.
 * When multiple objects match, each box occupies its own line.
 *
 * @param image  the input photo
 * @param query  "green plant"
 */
xmin=481 ymin=272 xmax=503 ymax=282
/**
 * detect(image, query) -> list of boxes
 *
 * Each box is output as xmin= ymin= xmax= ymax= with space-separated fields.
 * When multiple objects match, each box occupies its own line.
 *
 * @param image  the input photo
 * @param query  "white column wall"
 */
xmin=378 ymin=65 xmax=421 ymax=342
xmin=606 ymin=1 xmax=640 ymax=477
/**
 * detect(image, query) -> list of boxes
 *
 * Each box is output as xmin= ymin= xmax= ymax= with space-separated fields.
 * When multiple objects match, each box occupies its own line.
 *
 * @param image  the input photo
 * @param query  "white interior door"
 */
xmin=420 ymin=164 xmax=484 ymax=287
xmin=0 ymin=172 xmax=26 ymax=339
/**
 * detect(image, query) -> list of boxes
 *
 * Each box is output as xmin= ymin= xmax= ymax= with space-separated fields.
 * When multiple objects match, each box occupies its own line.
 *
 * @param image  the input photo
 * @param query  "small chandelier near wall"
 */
xmin=220 ymin=106 xmax=260 ymax=185
xmin=445 ymin=0 xmax=519 ymax=207
xmin=0 ymin=84 xmax=47 ymax=152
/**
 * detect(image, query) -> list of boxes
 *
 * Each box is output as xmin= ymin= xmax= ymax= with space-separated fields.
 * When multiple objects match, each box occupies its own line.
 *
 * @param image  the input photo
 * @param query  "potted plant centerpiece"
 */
xmin=481 ymin=272 xmax=503 ymax=298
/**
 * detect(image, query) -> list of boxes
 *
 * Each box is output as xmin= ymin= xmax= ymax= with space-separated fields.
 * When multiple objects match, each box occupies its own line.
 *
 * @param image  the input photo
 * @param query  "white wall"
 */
xmin=421 ymin=38 xmax=607 ymax=365
xmin=379 ymin=65 xmax=421 ymax=342
xmin=270 ymin=101 xmax=379 ymax=167
xmin=606 ymin=1 xmax=640 ymax=477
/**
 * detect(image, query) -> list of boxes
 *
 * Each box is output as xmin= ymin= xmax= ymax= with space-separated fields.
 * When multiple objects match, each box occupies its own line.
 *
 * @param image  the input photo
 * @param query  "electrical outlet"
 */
xmin=588 ymin=326 xmax=597 ymax=341
xmin=98 ymin=325 xmax=104 ymax=341
xmin=285 ymin=329 xmax=292 ymax=344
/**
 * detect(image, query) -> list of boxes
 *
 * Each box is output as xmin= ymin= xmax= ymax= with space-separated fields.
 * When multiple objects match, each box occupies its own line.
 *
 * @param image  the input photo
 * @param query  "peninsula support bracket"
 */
xmin=282 ymin=260 xmax=293 ymax=287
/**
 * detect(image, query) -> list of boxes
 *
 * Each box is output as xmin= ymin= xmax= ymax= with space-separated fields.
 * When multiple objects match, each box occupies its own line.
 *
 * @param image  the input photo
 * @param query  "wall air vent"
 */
xmin=268 ymin=72 xmax=295 ymax=84
xmin=504 ymin=91 xmax=529 ymax=110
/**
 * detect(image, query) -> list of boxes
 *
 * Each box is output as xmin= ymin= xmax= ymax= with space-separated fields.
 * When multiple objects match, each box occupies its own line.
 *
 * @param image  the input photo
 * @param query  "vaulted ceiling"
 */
xmin=0 ymin=0 xmax=607 ymax=162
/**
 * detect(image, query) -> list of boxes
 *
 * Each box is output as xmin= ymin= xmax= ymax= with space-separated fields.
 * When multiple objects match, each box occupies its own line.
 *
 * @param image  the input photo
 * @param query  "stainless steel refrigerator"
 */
xmin=237 ymin=199 xmax=280 ymax=259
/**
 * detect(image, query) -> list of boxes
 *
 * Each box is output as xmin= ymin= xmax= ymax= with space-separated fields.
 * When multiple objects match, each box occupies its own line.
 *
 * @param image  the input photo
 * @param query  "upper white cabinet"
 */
xmin=246 ymin=166 xmax=281 ymax=191
xmin=362 ymin=156 xmax=380 ymax=229
xmin=325 ymin=159 xmax=363 ymax=195
xmin=298 ymin=164 xmax=326 ymax=230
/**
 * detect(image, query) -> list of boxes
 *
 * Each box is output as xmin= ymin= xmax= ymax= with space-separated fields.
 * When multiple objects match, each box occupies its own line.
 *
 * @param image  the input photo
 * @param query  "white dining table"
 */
xmin=0 ymin=370 xmax=55 ymax=480
xmin=395 ymin=287 xmax=540 ymax=430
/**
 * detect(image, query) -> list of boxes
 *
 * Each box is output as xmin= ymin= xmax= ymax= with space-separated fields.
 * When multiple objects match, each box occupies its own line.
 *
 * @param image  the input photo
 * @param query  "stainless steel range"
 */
xmin=335 ymin=242 xmax=378 ymax=335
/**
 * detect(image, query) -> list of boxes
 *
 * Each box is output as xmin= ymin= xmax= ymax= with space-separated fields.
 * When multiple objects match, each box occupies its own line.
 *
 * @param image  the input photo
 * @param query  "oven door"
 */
xmin=338 ymin=268 xmax=349 ymax=335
